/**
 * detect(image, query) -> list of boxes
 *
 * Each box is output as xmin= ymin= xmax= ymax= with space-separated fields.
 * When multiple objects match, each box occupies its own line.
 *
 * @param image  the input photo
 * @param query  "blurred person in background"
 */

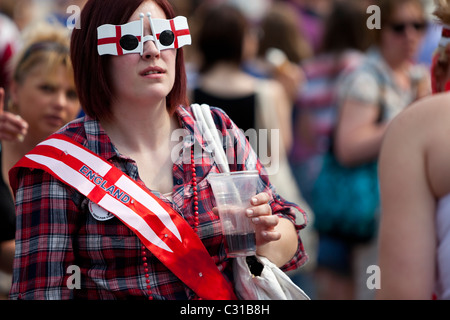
xmin=290 ymin=0 xmax=372 ymax=208
xmin=0 ymin=0 xmax=86 ymax=31
xmin=0 ymin=12 xmax=21 ymax=93
xmin=282 ymin=0 xmax=334 ymax=55
xmin=242 ymin=0 xmax=316 ymax=294
xmin=0 ymin=22 xmax=81 ymax=296
xmin=331 ymin=0 xmax=430 ymax=299
xmin=0 ymin=0 xmax=22 ymax=299
xmin=336 ymin=0 xmax=430 ymax=169
xmin=191 ymin=3 xmax=292 ymax=153
xmin=226 ymin=0 xmax=273 ymax=25
xmin=244 ymin=1 xmax=312 ymax=104
xmin=46 ymin=0 xmax=88 ymax=27
xmin=377 ymin=0 xmax=450 ymax=300
xmin=1 ymin=0 xmax=46 ymax=31
xmin=290 ymin=0 xmax=372 ymax=300
xmin=190 ymin=3 xmax=308 ymax=214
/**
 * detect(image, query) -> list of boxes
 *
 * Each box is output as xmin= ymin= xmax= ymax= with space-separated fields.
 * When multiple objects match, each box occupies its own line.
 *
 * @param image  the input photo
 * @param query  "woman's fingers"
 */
xmin=0 ymin=113 xmax=28 ymax=141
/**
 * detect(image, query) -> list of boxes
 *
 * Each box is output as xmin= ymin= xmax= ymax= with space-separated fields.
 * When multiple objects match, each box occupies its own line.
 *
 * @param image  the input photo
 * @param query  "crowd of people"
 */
xmin=0 ymin=0 xmax=447 ymax=300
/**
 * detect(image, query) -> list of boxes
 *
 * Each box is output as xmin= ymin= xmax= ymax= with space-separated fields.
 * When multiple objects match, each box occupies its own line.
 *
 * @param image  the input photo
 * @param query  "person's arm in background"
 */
xmin=332 ymin=69 xmax=388 ymax=167
xmin=334 ymin=97 xmax=388 ymax=166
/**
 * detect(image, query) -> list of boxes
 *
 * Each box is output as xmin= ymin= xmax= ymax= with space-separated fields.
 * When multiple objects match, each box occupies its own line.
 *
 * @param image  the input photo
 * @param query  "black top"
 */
xmin=192 ymin=88 xmax=257 ymax=133
xmin=0 ymin=145 xmax=15 ymax=242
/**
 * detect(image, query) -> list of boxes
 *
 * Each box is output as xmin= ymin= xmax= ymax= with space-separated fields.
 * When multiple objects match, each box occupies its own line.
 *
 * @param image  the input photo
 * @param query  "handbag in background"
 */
xmin=311 ymin=151 xmax=379 ymax=242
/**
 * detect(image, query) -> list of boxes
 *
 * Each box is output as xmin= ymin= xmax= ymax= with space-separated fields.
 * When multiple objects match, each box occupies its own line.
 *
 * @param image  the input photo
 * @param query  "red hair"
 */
xmin=71 ymin=0 xmax=189 ymax=120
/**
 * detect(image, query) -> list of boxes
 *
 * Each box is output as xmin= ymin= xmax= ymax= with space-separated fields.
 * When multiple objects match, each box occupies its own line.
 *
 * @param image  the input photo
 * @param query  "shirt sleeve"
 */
xmin=210 ymin=107 xmax=309 ymax=271
xmin=9 ymin=168 xmax=79 ymax=300
xmin=338 ymin=70 xmax=380 ymax=106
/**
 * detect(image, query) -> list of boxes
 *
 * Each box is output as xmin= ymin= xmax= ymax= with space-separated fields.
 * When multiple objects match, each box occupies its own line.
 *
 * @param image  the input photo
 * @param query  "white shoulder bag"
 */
xmin=191 ymin=103 xmax=310 ymax=300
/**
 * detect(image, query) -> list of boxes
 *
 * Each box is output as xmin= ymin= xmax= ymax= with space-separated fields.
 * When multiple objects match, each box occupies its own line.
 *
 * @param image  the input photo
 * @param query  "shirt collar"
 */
xmin=83 ymin=114 xmax=120 ymax=161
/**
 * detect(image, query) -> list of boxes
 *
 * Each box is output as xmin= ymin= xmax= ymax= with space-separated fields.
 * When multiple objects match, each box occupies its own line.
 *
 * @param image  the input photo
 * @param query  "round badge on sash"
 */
xmin=89 ymin=201 xmax=114 ymax=221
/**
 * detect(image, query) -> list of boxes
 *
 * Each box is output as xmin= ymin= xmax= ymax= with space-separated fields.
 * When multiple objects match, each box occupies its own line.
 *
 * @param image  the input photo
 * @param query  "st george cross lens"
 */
xmin=120 ymin=35 xmax=140 ymax=51
xmin=159 ymin=30 xmax=175 ymax=47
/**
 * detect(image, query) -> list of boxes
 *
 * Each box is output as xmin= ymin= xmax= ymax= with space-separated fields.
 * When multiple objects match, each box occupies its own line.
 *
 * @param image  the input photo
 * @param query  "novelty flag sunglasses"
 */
xmin=97 ymin=12 xmax=191 ymax=56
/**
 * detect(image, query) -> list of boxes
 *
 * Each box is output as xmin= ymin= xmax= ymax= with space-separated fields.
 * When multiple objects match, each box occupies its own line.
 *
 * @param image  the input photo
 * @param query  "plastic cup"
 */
xmin=208 ymin=170 xmax=259 ymax=257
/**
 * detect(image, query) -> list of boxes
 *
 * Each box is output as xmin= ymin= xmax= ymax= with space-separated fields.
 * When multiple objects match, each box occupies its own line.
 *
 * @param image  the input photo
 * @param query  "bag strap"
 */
xmin=9 ymin=133 xmax=236 ymax=300
xmin=191 ymin=104 xmax=230 ymax=173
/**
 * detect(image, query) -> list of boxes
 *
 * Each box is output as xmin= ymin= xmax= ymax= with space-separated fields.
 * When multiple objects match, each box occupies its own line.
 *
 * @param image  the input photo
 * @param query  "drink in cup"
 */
xmin=207 ymin=171 xmax=259 ymax=257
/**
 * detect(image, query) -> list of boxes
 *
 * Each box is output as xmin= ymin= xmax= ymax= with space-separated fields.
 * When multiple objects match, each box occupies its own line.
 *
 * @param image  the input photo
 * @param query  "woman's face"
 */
xmin=109 ymin=0 xmax=177 ymax=109
xmin=11 ymin=63 xmax=81 ymax=140
xmin=381 ymin=1 xmax=426 ymax=64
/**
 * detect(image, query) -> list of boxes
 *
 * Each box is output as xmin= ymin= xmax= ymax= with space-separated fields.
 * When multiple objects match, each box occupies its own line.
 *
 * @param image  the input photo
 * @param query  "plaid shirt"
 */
xmin=9 ymin=105 xmax=308 ymax=300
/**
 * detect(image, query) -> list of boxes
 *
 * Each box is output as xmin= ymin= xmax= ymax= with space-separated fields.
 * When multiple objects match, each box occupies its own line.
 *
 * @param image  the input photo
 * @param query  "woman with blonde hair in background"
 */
xmin=0 ymin=22 xmax=81 ymax=289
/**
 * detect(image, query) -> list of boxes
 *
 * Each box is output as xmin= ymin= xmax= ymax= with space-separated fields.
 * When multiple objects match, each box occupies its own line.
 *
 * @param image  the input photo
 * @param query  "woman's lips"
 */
xmin=140 ymin=66 xmax=166 ymax=78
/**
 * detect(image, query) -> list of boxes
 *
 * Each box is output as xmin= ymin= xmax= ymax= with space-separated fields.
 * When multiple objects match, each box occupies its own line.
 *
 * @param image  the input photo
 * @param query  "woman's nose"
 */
xmin=142 ymin=39 xmax=160 ymax=60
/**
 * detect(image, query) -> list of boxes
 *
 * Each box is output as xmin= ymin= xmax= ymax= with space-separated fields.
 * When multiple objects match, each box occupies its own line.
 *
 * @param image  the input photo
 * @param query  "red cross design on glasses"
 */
xmin=97 ymin=26 xmax=142 ymax=55
xmin=156 ymin=19 xmax=190 ymax=48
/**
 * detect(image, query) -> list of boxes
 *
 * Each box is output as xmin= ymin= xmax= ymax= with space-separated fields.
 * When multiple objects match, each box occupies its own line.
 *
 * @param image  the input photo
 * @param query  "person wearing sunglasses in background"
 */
xmin=320 ymin=0 xmax=430 ymax=300
xmin=336 ymin=0 xmax=430 ymax=169
xmin=377 ymin=0 xmax=450 ymax=299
